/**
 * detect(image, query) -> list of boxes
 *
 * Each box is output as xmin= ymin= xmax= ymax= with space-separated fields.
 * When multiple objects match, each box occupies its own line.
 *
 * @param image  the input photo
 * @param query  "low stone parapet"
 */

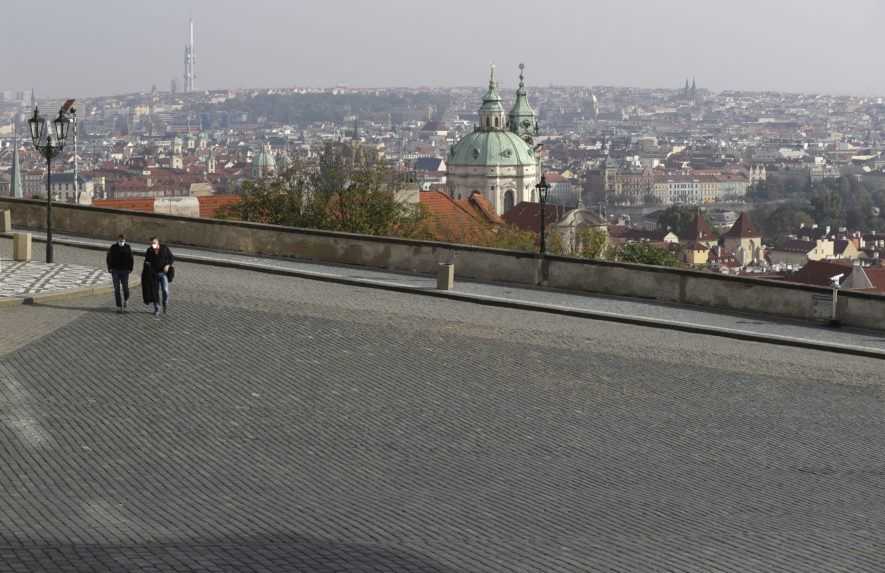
xmin=1 ymin=196 xmax=883 ymax=331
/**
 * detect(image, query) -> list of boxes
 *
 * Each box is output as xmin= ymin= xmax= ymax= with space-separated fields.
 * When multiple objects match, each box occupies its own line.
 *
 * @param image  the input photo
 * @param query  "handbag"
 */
xmin=167 ymin=265 xmax=175 ymax=283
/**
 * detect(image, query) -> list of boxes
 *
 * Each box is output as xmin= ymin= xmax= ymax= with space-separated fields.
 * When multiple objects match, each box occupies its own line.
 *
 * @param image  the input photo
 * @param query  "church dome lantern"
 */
xmin=509 ymin=63 xmax=538 ymax=144
xmin=478 ymin=65 xmax=507 ymax=131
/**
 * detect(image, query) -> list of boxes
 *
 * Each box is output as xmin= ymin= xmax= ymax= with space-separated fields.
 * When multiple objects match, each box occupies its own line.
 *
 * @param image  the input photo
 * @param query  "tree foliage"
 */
xmin=656 ymin=206 xmax=715 ymax=239
xmin=749 ymin=173 xmax=883 ymax=233
xmin=218 ymin=143 xmax=426 ymax=238
xmin=575 ymin=228 xmax=608 ymax=259
xmin=611 ymin=242 xmax=679 ymax=267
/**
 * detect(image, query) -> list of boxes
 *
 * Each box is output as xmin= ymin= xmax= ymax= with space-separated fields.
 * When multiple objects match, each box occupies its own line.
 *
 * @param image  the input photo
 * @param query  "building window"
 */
xmin=494 ymin=117 xmax=499 ymax=128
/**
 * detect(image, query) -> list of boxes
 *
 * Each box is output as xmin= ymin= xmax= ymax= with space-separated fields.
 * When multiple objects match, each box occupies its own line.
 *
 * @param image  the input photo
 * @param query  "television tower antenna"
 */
xmin=184 ymin=17 xmax=196 ymax=92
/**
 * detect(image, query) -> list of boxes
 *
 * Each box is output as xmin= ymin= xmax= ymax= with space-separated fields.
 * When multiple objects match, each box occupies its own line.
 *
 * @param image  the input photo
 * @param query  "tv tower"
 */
xmin=184 ymin=18 xmax=196 ymax=92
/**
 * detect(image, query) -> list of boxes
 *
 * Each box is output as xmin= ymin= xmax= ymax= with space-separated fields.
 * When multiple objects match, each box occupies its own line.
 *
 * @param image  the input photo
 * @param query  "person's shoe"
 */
xmin=162 ymin=303 xmax=167 ymax=314
xmin=117 ymin=306 xmax=123 ymax=314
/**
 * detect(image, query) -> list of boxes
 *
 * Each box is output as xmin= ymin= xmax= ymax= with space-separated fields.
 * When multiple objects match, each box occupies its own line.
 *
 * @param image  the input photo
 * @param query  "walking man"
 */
xmin=106 ymin=234 xmax=134 ymax=314
xmin=144 ymin=236 xmax=174 ymax=316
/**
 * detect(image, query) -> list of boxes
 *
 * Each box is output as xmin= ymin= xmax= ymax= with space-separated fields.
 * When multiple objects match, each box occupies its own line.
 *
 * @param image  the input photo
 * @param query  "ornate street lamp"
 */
xmin=28 ymin=104 xmax=73 ymax=263
xmin=535 ymin=174 xmax=550 ymax=256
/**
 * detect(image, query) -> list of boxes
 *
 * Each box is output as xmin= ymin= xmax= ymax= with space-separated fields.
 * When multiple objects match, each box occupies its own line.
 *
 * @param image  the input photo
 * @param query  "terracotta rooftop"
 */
xmin=502 ymin=202 xmax=565 ymax=234
xmin=686 ymin=211 xmax=717 ymax=241
xmin=419 ymin=191 xmax=501 ymax=242
xmin=94 ymin=198 xmax=155 ymax=213
xmin=93 ymin=195 xmax=241 ymax=219
xmin=787 ymin=259 xmax=854 ymax=287
xmin=863 ymin=267 xmax=885 ymax=292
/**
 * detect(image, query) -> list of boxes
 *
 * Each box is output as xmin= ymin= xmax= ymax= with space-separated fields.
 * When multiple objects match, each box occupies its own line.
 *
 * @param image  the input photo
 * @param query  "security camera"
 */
xmin=829 ymin=273 xmax=844 ymax=286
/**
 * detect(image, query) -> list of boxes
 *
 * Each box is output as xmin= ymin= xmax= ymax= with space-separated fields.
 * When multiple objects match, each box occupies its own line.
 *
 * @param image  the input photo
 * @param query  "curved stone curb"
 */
xmin=0 ymin=280 xmax=141 ymax=307
xmin=17 ymin=235 xmax=885 ymax=360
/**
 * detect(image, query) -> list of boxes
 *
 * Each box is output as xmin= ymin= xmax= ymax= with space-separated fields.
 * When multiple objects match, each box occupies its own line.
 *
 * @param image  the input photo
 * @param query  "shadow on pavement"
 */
xmin=28 ymin=303 xmax=154 ymax=315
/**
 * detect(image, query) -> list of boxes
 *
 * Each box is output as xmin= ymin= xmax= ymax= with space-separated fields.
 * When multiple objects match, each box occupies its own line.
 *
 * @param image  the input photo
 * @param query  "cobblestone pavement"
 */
xmin=1 ymin=243 xmax=884 ymax=572
xmin=0 ymin=259 xmax=109 ymax=298
xmin=14 ymin=232 xmax=885 ymax=351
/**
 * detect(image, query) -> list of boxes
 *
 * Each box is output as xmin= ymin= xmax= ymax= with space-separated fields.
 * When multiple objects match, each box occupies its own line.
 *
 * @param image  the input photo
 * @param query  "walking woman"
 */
xmin=143 ymin=236 xmax=175 ymax=316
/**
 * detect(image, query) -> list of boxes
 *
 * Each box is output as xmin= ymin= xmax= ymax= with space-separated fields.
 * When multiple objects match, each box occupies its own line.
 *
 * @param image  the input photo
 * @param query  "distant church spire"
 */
xmin=478 ymin=63 xmax=505 ymax=132
xmin=509 ymin=63 xmax=538 ymax=144
xmin=10 ymin=124 xmax=23 ymax=199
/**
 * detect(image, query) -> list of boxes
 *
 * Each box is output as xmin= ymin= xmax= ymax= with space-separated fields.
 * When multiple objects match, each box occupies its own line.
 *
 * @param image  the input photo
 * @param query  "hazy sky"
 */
xmin=3 ymin=0 xmax=885 ymax=98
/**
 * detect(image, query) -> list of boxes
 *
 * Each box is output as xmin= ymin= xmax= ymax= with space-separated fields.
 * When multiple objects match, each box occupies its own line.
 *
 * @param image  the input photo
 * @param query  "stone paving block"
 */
xmin=0 ymin=243 xmax=883 ymax=571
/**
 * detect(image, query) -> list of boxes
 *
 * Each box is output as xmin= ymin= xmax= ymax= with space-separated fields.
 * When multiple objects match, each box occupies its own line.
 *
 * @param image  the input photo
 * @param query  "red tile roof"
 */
xmin=687 ymin=211 xmax=717 ymax=241
xmin=93 ymin=195 xmax=241 ymax=219
xmin=459 ymin=193 xmax=502 ymax=225
xmin=94 ymin=198 xmax=155 ymax=213
xmin=787 ymin=259 xmax=853 ymax=287
xmin=502 ymin=202 xmax=564 ymax=234
xmin=419 ymin=191 xmax=501 ymax=242
xmin=863 ymin=267 xmax=885 ymax=292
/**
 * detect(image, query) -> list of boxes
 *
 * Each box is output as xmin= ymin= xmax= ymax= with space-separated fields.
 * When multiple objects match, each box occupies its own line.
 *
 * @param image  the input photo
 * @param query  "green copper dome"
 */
xmin=449 ymin=66 xmax=539 ymax=167
xmin=448 ymin=130 xmax=535 ymax=167
xmin=252 ymin=144 xmax=277 ymax=178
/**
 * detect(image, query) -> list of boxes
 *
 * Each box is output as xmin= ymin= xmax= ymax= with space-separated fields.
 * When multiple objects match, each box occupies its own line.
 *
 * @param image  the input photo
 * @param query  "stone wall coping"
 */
xmin=2 ymin=196 xmax=883 ymax=303
xmin=0 ymin=197 xmax=537 ymax=259
xmin=544 ymin=254 xmax=872 ymax=298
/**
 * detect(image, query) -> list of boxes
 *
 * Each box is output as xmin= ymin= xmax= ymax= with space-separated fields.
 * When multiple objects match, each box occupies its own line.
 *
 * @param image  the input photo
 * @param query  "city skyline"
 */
xmin=2 ymin=0 xmax=885 ymax=98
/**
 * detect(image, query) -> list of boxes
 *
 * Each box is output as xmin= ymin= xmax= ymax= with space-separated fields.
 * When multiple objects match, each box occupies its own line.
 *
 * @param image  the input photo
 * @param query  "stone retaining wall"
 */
xmin=2 ymin=197 xmax=883 ymax=331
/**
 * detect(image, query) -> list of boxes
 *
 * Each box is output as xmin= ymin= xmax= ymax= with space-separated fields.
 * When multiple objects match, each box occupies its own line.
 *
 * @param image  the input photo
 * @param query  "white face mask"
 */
xmin=118 ymin=240 xmax=125 ymax=246
xmin=151 ymin=243 xmax=159 ymax=249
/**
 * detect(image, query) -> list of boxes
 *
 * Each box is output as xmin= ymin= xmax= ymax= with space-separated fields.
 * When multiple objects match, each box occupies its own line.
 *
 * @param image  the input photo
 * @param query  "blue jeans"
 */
xmin=154 ymin=272 xmax=170 ymax=312
xmin=111 ymin=271 xmax=130 ymax=307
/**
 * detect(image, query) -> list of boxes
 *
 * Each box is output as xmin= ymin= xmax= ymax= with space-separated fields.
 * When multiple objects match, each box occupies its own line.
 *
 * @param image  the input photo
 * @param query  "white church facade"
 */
xmin=446 ymin=64 xmax=540 ymax=215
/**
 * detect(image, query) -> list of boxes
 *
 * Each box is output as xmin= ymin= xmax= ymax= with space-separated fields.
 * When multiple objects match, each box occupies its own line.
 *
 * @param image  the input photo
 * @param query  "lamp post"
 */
xmin=28 ymin=105 xmax=72 ymax=263
xmin=535 ymin=174 xmax=550 ymax=256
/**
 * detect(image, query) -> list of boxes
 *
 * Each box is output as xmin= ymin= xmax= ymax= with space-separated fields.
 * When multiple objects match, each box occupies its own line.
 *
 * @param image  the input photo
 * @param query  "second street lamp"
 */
xmin=28 ymin=105 xmax=72 ymax=264
xmin=535 ymin=174 xmax=550 ymax=256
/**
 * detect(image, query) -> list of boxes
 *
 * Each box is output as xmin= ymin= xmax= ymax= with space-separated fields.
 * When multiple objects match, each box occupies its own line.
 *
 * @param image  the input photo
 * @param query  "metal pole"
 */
xmin=539 ymin=192 xmax=546 ymax=256
xmin=73 ymin=114 xmax=79 ymax=204
xmin=46 ymin=155 xmax=53 ymax=263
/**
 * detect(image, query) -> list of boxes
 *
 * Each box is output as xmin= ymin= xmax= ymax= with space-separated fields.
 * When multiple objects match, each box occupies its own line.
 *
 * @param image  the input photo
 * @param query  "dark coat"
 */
xmin=106 ymin=242 xmax=134 ymax=272
xmin=141 ymin=262 xmax=160 ymax=304
xmin=144 ymin=245 xmax=174 ymax=275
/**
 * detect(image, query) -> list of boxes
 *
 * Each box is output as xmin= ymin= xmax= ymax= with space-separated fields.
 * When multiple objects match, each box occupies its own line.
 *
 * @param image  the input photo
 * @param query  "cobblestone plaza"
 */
xmin=1 ymin=244 xmax=884 ymax=572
